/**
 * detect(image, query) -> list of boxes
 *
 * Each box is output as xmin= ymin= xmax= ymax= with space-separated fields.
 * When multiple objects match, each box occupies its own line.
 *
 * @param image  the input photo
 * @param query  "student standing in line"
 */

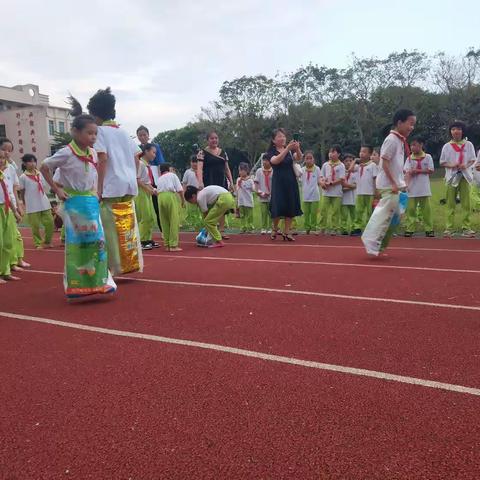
xmin=236 ymin=162 xmax=255 ymax=233
xmin=341 ymin=154 xmax=357 ymax=235
xmin=254 ymin=154 xmax=273 ymax=234
xmin=300 ymin=151 xmax=321 ymax=235
xmin=18 ymin=154 xmax=54 ymax=249
xmin=439 ymin=120 xmax=476 ymax=237
xmin=404 ymin=137 xmax=435 ymax=237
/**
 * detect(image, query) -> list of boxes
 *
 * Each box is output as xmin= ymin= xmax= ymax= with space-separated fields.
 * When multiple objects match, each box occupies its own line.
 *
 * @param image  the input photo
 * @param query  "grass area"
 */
xmin=181 ymin=177 xmax=480 ymax=234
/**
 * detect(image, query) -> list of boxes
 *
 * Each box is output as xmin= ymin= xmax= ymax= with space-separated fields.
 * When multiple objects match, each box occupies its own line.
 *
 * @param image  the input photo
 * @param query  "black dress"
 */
xmin=200 ymin=149 xmax=228 ymax=188
xmin=266 ymin=148 xmax=302 ymax=218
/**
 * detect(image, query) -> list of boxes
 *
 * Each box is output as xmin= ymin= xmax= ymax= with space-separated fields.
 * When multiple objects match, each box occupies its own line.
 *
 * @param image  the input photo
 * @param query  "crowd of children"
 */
xmin=2 ymin=98 xmax=480 ymax=291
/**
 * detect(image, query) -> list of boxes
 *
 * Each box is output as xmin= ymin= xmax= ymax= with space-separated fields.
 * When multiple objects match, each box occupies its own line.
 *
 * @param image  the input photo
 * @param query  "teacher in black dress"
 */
xmin=196 ymin=130 xmax=234 ymax=238
xmin=265 ymin=128 xmax=303 ymax=241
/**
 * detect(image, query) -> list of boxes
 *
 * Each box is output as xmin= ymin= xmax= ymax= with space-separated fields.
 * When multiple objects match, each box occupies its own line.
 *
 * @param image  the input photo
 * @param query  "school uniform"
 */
xmin=182 ymin=168 xmax=202 ymax=228
xmin=135 ymin=160 xmax=157 ymax=244
xmin=404 ymin=153 xmax=434 ymax=233
xmin=19 ymin=170 xmax=54 ymax=248
xmin=254 ymin=168 xmax=273 ymax=231
xmin=439 ymin=140 xmax=476 ymax=233
xmin=0 ymin=168 xmax=17 ymax=277
xmin=341 ymin=170 xmax=358 ymax=234
xmin=197 ymin=185 xmax=235 ymax=242
xmin=5 ymin=161 xmax=25 ymax=267
xmin=301 ymin=165 xmax=321 ymax=233
xmin=236 ymin=177 xmax=255 ymax=232
xmin=42 ymin=142 xmax=116 ymax=297
xmin=353 ymin=161 xmax=378 ymax=231
xmin=472 ymin=152 xmax=480 ymax=211
xmin=319 ymin=161 xmax=345 ymax=233
xmin=145 ymin=160 xmax=162 ymax=232
xmin=362 ymin=131 xmax=407 ymax=253
xmin=157 ymin=172 xmax=183 ymax=248
xmin=94 ymin=122 xmax=142 ymax=274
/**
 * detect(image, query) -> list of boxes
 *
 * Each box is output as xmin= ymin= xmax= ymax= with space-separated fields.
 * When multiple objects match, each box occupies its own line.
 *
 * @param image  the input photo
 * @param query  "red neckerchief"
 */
xmin=25 ymin=170 xmax=45 ymax=194
xmin=359 ymin=161 xmax=371 ymax=178
xmin=68 ymin=143 xmax=97 ymax=170
xmin=390 ymin=131 xmax=411 ymax=157
xmin=305 ymin=165 xmax=315 ymax=182
xmin=329 ymin=161 xmax=340 ymax=182
xmin=0 ymin=172 xmax=10 ymax=213
xmin=410 ymin=153 xmax=426 ymax=171
xmin=145 ymin=162 xmax=155 ymax=185
xmin=450 ymin=142 xmax=466 ymax=165
xmin=263 ymin=169 xmax=272 ymax=192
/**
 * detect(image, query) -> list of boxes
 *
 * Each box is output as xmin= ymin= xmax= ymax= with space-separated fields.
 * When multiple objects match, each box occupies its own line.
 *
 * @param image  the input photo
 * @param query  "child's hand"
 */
xmin=14 ymin=210 xmax=22 ymax=222
xmin=458 ymin=163 xmax=467 ymax=171
xmin=476 ymin=164 xmax=480 ymax=172
xmin=196 ymin=150 xmax=204 ymax=161
xmin=55 ymin=187 xmax=69 ymax=201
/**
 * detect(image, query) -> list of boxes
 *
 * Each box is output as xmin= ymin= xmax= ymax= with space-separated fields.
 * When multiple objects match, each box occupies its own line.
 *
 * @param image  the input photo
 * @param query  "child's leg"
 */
xmin=247 ymin=207 xmax=254 ymax=231
xmin=260 ymin=202 xmax=269 ymax=230
xmin=11 ymin=227 xmax=24 ymax=266
xmin=331 ymin=197 xmax=342 ymax=233
xmin=205 ymin=194 xmax=234 ymax=241
xmin=418 ymin=197 xmax=433 ymax=232
xmin=323 ymin=197 xmax=332 ymax=230
xmin=158 ymin=193 xmax=171 ymax=247
xmin=303 ymin=202 xmax=312 ymax=232
xmin=346 ymin=205 xmax=355 ymax=233
xmin=135 ymin=191 xmax=151 ymax=243
xmin=0 ymin=209 xmax=14 ymax=277
xmin=405 ymin=197 xmax=417 ymax=233
xmin=459 ymin=178 xmax=472 ymax=231
xmin=27 ymin=212 xmax=43 ymax=247
xmin=239 ymin=206 xmax=247 ymax=232
xmin=145 ymin=197 xmax=155 ymax=242
xmin=354 ymin=196 xmax=366 ymax=231
xmin=41 ymin=209 xmax=55 ymax=245
xmin=445 ymin=185 xmax=457 ymax=231
xmin=168 ymin=194 xmax=180 ymax=248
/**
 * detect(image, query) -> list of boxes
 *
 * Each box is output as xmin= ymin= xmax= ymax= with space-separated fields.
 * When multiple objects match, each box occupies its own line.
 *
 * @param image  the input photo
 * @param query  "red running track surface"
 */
xmin=1 ymin=232 xmax=480 ymax=479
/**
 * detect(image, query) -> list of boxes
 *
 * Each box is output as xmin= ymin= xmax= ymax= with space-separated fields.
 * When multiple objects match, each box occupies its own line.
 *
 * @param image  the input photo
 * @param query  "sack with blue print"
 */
xmin=196 ymin=228 xmax=213 ymax=247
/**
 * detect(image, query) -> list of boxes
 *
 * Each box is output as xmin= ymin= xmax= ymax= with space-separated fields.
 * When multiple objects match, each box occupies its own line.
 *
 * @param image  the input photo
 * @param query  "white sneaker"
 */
xmin=312 ymin=230 xmax=319 ymax=236
xmin=462 ymin=229 xmax=476 ymax=238
xmin=260 ymin=229 xmax=266 ymax=235
xmin=443 ymin=230 xmax=453 ymax=238
xmin=267 ymin=230 xmax=272 ymax=234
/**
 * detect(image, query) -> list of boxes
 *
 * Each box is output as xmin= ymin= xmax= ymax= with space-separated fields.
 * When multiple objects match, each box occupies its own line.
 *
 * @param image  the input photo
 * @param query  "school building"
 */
xmin=0 ymin=84 xmax=70 ymax=166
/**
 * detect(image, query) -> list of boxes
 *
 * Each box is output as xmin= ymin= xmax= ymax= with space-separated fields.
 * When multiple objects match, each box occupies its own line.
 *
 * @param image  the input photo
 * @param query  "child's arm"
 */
xmin=96 ymin=152 xmax=107 ymax=200
xmin=138 ymin=179 xmax=156 ymax=195
xmin=40 ymin=163 xmax=68 ymax=201
xmin=177 ymin=190 xmax=185 ymax=208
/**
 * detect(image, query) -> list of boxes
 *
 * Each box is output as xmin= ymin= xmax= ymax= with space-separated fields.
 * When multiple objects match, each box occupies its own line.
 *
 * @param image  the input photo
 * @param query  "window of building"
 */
xmin=48 ymin=120 xmax=55 ymax=136
xmin=0 ymin=124 xmax=6 ymax=137
xmin=58 ymin=121 xmax=65 ymax=134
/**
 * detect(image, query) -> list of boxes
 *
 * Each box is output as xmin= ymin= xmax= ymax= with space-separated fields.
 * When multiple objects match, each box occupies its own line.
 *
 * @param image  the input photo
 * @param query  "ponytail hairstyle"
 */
xmin=87 ymin=87 xmax=116 ymax=121
xmin=68 ymin=95 xmax=97 ymax=131
xmin=21 ymin=153 xmax=37 ymax=171
xmin=140 ymin=142 xmax=156 ymax=155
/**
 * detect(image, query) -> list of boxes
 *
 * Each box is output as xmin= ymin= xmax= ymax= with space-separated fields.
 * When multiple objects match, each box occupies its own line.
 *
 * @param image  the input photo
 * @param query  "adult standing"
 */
xmin=137 ymin=125 xmax=165 ymax=235
xmin=196 ymin=131 xmax=234 ymax=238
xmin=265 ymin=128 xmax=303 ymax=241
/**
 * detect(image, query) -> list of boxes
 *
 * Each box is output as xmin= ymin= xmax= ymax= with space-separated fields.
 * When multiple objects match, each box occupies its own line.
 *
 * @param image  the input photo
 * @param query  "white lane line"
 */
xmin=1 ymin=310 xmax=479 ymax=397
xmin=23 ymin=249 xmax=480 ymax=275
xmin=26 ymin=269 xmax=480 ymax=312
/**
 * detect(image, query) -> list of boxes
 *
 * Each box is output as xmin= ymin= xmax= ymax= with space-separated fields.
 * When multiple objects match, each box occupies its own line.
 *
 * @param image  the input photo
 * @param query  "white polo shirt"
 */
xmin=404 ymin=154 xmax=434 ymax=197
xmin=157 ymin=172 xmax=183 ymax=193
xmin=19 ymin=172 xmax=51 ymax=214
xmin=236 ymin=177 xmax=254 ymax=208
xmin=356 ymin=161 xmax=378 ymax=195
xmin=137 ymin=161 xmax=151 ymax=186
xmin=342 ymin=171 xmax=358 ymax=206
xmin=320 ymin=162 xmax=345 ymax=197
xmin=439 ymin=141 xmax=476 ymax=184
xmin=301 ymin=165 xmax=321 ymax=202
xmin=376 ymin=132 xmax=407 ymax=190
xmin=0 ymin=168 xmax=16 ymax=205
xmin=42 ymin=146 xmax=98 ymax=192
xmin=254 ymin=168 xmax=273 ymax=203
xmin=94 ymin=126 xmax=139 ymax=198
xmin=197 ymin=185 xmax=228 ymax=213
xmin=182 ymin=168 xmax=199 ymax=188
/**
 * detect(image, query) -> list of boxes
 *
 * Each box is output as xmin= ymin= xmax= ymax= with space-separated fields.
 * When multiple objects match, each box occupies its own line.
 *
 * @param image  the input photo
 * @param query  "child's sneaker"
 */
xmin=443 ymin=230 xmax=453 ymax=238
xmin=209 ymin=241 xmax=225 ymax=248
xmin=462 ymin=229 xmax=476 ymax=238
xmin=404 ymin=231 xmax=414 ymax=238
xmin=425 ymin=231 xmax=435 ymax=238
xmin=350 ymin=229 xmax=362 ymax=237
xmin=260 ymin=229 xmax=267 ymax=235
xmin=341 ymin=231 xmax=349 ymax=236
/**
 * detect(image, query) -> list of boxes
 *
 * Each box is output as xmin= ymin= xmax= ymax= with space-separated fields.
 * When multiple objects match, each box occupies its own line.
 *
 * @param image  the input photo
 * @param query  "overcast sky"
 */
xmin=3 ymin=0 xmax=480 ymax=137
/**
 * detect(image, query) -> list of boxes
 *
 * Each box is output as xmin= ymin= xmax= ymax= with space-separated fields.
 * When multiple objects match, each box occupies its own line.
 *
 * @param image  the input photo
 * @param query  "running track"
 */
xmin=1 ymin=230 xmax=480 ymax=479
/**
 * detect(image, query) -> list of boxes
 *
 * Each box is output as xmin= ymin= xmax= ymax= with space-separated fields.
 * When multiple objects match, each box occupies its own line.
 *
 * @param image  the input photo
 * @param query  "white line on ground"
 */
xmin=23 ymin=249 xmax=480 ymax=275
xmin=1 ymin=310 xmax=478 ymax=397
xmin=26 ymin=269 xmax=480 ymax=312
